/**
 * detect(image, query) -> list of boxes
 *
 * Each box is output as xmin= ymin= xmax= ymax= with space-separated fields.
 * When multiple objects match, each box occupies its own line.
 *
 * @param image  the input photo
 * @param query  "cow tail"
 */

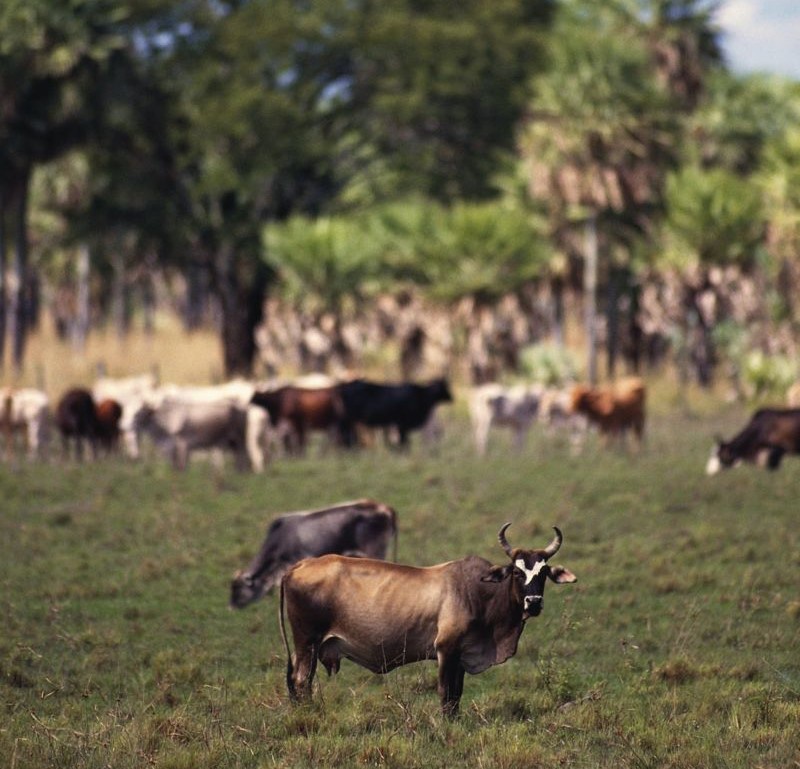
xmin=2 ymin=391 xmax=12 ymax=457
xmin=388 ymin=505 xmax=399 ymax=562
xmin=279 ymin=575 xmax=295 ymax=697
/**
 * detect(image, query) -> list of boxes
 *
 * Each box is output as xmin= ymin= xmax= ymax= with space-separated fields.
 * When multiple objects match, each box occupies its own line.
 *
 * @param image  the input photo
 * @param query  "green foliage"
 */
xmin=740 ymin=350 xmax=796 ymax=399
xmin=2 ymin=406 xmax=800 ymax=767
xmin=336 ymin=0 xmax=555 ymax=202
xmin=264 ymin=216 xmax=383 ymax=315
xmin=662 ymin=165 xmax=765 ymax=268
xmin=518 ymin=342 xmax=580 ymax=385
xmin=757 ymin=113 xmax=800 ymax=265
xmin=689 ymin=72 xmax=800 ymax=174
xmin=265 ymin=199 xmax=550 ymax=312
xmin=412 ymin=201 xmax=550 ymax=304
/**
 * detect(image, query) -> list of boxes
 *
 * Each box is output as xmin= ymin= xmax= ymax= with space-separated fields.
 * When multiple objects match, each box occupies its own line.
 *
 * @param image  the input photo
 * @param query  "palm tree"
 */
xmin=519 ymin=0 xmax=724 ymax=381
xmin=520 ymin=1 xmax=676 ymax=381
xmin=660 ymin=165 xmax=765 ymax=385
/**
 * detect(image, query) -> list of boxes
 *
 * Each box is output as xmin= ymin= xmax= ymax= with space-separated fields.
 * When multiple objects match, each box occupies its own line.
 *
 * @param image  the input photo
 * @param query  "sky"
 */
xmin=717 ymin=0 xmax=800 ymax=80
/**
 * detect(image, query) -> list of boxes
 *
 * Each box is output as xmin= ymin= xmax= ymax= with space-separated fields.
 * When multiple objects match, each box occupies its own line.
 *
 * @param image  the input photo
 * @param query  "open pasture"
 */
xmin=1 ymin=402 xmax=799 ymax=768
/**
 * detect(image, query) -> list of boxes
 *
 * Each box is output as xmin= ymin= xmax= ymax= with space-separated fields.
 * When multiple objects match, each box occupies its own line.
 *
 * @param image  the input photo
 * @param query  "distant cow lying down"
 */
xmin=706 ymin=408 xmax=800 ymax=474
xmin=570 ymin=377 xmax=646 ymax=447
xmin=230 ymin=499 xmax=397 ymax=608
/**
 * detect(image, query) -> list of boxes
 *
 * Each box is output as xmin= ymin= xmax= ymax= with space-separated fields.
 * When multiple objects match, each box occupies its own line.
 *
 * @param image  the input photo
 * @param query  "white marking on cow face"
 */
xmin=705 ymin=448 xmax=721 ymax=476
xmin=515 ymin=557 xmax=546 ymax=585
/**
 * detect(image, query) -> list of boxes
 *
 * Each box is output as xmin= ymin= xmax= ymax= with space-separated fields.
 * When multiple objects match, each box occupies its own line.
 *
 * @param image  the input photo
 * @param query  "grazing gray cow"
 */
xmin=468 ymin=383 xmax=544 ymax=455
xmin=279 ymin=523 xmax=576 ymax=716
xmin=230 ymin=499 xmax=397 ymax=608
xmin=132 ymin=397 xmax=249 ymax=470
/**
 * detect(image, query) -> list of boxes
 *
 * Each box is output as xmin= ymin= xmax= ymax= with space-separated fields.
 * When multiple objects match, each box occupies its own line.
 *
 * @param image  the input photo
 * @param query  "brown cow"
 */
xmin=570 ymin=377 xmax=646 ymax=447
xmin=279 ymin=524 xmax=576 ymax=716
xmin=250 ymin=386 xmax=343 ymax=453
xmin=95 ymin=398 xmax=123 ymax=454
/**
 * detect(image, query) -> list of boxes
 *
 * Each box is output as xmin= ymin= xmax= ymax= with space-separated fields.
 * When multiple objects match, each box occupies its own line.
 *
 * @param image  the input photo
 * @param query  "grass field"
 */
xmin=2 ymin=394 xmax=799 ymax=768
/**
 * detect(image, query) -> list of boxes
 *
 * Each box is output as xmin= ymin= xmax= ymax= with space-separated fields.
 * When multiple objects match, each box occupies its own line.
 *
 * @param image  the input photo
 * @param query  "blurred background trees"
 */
xmin=2 ymin=0 xmax=800 ymax=394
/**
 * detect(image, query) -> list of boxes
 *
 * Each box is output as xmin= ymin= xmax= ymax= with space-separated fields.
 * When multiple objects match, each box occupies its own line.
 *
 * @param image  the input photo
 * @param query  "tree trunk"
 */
xmin=606 ymin=266 xmax=621 ymax=378
xmin=73 ymin=244 xmax=91 ymax=351
xmin=111 ymin=251 xmax=129 ymax=339
xmin=551 ymin=275 xmax=564 ymax=347
xmin=0 ymin=187 xmax=7 ymax=371
xmin=625 ymin=280 xmax=643 ymax=374
xmin=584 ymin=213 xmax=598 ymax=385
xmin=11 ymin=170 xmax=30 ymax=374
xmin=215 ymin=244 xmax=270 ymax=377
xmin=185 ymin=256 xmax=208 ymax=331
xmin=142 ymin=253 xmax=157 ymax=337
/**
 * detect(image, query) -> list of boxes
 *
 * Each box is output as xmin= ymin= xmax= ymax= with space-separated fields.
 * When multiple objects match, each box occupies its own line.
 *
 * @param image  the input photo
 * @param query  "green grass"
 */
xmin=2 ymin=405 xmax=799 ymax=768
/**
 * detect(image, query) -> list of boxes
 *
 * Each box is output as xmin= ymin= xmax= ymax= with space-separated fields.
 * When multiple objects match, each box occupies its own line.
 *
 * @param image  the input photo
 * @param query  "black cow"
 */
xmin=56 ymin=387 xmax=100 ymax=461
xmin=230 ymin=499 xmax=397 ymax=608
xmin=338 ymin=377 xmax=453 ymax=448
xmin=706 ymin=408 xmax=800 ymax=474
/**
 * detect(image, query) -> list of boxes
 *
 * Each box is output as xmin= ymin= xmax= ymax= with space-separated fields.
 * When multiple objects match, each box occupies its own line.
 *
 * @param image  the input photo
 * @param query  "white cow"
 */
xmin=468 ymin=382 xmax=544 ymax=456
xmin=130 ymin=396 xmax=251 ymax=471
xmin=1 ymin=387 xmax=50 ymax=461
xmin=118 ymin=380 xmax=270 ymax=471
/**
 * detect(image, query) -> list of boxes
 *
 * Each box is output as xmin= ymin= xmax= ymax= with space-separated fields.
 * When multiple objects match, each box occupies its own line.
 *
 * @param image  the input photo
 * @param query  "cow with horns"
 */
xmin=279 ymin=523 xmax=576 ymax=716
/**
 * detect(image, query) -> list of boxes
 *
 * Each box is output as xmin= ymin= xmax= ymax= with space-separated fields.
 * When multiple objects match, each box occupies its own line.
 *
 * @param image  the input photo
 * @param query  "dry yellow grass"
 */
xmin=3 ymin=312 xmax=224 ymax=399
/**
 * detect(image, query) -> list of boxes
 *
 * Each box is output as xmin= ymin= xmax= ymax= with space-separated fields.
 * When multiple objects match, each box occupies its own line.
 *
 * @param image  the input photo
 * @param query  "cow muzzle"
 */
xmin=705 ymin=453 xmax=721 ymax=476
xmin=524 ymin=595 xmax=543 ymax=617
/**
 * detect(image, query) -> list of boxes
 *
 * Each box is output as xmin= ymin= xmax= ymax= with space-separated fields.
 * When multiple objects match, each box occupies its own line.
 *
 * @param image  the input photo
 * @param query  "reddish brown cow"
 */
xmin=95 ymin=398 xmax=123 ymax=454
xmin=570 ymin=377 xmax=646 ymax=447
xmin=250 ymin=386 xmax=343 ymax=453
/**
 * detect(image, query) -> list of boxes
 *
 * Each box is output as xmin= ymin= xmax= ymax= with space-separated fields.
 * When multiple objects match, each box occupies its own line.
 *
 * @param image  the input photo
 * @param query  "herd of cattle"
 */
xmin=4 ymin=369 xmax=800 ymax=479
xmin=5 ymin=369 xmax=800 ymax=716
xmin=3 ymin=371 xmax=800 ymax=474
xmin=1 ymin=373 xmax=651 ymax=469
xmin=0 ymin=374 xmax=453 ymax=470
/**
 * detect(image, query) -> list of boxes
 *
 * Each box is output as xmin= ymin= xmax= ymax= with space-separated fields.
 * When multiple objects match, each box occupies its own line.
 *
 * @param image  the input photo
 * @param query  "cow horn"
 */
xmin=498 ymin=522 xmax=513 ymax=557
xmin=543 ymin=526 xmax=563 ymax=559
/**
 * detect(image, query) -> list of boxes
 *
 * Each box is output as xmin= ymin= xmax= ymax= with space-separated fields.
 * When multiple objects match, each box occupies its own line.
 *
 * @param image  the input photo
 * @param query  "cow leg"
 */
xmin=634 ymin=417 xmax=645 ymax=447
xmin=512 ymin=424 xmax=528 ymax=453
xmin=473 ymin=414 xmax=490 ymax=456
xmin=396 ymin=427 xmax=409 ymax=449
xmin=289 ymin=641 xmax=319 ymax=700
xmin=295 ymin=422 xmax=307 ymax=455
xmin=436 ymin=649 xmax=465 ymax=717
xmin=174 ymin=440 xmax=190 ymax=471
xmin=767 ymin=446 xmax=785 ymax=470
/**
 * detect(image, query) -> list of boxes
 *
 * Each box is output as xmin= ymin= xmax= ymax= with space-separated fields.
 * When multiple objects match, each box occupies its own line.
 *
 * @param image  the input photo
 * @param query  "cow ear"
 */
xmin=481 ymin=564 xmax=512 ymax=583
xmin=549 ymin=565 xmax=577 ymax=584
